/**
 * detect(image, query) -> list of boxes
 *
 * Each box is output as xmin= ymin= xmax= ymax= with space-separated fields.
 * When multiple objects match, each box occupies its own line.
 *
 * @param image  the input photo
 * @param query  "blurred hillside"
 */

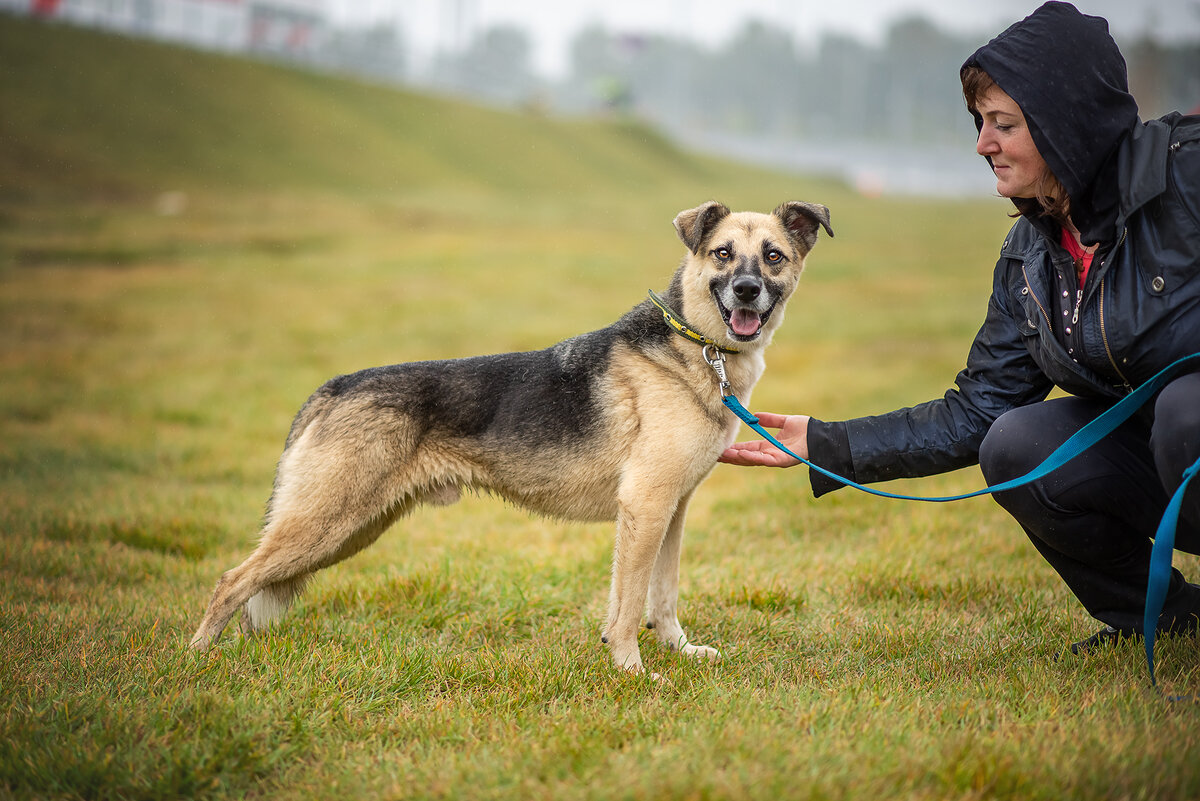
xmin=10 ymin=5 xmax=1197 ymax=198
xmin=0 ymin=13 xmax=798 ymax=211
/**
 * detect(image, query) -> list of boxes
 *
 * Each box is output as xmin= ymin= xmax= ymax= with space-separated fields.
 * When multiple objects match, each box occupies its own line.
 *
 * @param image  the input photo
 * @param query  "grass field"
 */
xmin=3 ymin=14 xmax=1200 ymax=801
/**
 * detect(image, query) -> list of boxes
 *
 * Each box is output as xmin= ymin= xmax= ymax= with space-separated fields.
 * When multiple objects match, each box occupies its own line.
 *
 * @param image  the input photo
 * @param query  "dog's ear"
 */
xmin=773 ymin=201 xmax=834 ymax=252
xmin=673 ymin=201 xmax=731 ymax=254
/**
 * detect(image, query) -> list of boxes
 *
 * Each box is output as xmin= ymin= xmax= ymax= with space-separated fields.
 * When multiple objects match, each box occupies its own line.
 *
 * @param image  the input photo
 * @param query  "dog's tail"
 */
xmin=242 ymin=576 xmax=308 ymax=634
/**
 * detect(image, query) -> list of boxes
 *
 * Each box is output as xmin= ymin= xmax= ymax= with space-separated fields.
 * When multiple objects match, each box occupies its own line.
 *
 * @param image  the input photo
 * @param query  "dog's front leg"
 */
xmin=603 ymin=498 xmax=675 ymax=674
xmin=645 ymin=489 xmax=720 ymax=661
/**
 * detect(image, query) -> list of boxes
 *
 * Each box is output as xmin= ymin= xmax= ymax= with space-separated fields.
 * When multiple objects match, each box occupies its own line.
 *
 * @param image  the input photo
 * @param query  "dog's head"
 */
xmin=672 ymin=200 xmax=833 ymax=348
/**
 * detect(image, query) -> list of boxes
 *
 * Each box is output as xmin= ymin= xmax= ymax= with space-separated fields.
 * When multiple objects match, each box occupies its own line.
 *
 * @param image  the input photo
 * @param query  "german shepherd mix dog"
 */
xmin=191 ymin=200 xmax=832 ymax=674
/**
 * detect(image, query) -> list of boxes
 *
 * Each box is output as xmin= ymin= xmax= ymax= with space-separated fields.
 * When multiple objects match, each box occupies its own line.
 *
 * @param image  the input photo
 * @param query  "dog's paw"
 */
xmin=610 ymin=644 xmax=644 ymax=675
xmin=615 ymin=658 xmax=645 ymax=675
xmin=188 ymin=630 xmax=215 ymax=651
xmin=620 ymin=664 xmax=670 ymax=685
xmin=679 ymin=643 xmax=721 ymax=660
xmin=656 ymin=630 xmax=721 ymax=660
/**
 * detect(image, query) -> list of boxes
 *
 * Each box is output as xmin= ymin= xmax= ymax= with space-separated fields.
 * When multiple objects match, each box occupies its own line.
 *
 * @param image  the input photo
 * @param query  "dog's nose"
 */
xmin=732 ymin=275 xmax=762 ymax=303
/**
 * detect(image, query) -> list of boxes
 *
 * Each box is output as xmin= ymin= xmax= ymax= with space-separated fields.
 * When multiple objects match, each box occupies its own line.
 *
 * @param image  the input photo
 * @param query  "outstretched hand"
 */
xmin=718 ymin=412 xmax=810 ymax=468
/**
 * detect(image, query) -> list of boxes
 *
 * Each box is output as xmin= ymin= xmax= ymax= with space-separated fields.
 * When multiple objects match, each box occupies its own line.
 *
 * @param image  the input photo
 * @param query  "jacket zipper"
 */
xmin=1020 ymin=261 xmax=1052 ymax=332
xmin=1097 ymin=228 xmax=1132 ymax=391
xmin=1097 ymin=277 xmax=1130 ymax=389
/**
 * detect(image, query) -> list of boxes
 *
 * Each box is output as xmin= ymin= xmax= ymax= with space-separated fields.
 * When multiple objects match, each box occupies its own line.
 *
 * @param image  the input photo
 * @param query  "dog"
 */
xmin=189 ymin=200 xmax=832 ymax=674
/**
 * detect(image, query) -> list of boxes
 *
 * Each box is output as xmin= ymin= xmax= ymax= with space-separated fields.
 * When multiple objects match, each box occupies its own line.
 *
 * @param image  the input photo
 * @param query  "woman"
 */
xmin=721 ymin=1 xmax=1200 ymax=655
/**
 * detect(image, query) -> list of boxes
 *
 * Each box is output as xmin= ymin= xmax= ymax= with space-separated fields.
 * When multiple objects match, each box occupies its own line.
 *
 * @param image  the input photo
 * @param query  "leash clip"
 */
xmin=703 ymin=344 xmax=732 ymax=396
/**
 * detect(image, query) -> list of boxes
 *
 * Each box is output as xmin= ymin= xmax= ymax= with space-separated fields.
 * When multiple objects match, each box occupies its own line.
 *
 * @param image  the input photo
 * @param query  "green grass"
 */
xmin=4 ymin=13 xmax=1200 ymax=801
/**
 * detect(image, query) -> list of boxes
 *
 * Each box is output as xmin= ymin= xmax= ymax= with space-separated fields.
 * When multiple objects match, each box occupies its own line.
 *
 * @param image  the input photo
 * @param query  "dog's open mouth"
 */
xmin=715 ymin=292 xmax=776 ymax=340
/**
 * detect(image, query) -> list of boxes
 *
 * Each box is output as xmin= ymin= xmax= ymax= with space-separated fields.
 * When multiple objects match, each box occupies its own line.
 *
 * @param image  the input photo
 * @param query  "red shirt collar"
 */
xmin=1061 ymin=227 xmax=1094 ymax=286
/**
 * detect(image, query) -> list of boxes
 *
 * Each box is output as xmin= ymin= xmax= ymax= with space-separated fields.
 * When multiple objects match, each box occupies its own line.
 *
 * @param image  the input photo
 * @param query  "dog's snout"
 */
xmin=732 ymin=275 xmax=762 ymax=303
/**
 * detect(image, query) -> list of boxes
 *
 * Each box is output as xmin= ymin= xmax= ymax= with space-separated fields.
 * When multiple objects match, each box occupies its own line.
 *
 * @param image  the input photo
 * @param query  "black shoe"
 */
xmin=1055 ymin=625 xmax=1125 ymax=661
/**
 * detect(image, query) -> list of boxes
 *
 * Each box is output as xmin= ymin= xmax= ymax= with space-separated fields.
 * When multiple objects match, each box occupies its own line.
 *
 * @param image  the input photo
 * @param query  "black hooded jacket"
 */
xmin=806 ymin=1 xmax=1200 ymax=497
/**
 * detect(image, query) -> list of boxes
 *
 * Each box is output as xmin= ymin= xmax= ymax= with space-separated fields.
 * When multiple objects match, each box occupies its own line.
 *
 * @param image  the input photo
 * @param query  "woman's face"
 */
xmin=974 ymin=86 xmax=1050 ymax=199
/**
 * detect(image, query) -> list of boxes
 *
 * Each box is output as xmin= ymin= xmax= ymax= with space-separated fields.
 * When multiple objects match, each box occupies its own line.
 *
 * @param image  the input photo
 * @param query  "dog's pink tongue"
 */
xmin=730 ymin=309 xmax=762 ymax=337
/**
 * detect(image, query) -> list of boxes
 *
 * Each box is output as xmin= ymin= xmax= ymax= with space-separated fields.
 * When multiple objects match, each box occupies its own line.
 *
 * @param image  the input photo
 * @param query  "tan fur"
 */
xmin=190 ymin=201 xmax=831 ymax=674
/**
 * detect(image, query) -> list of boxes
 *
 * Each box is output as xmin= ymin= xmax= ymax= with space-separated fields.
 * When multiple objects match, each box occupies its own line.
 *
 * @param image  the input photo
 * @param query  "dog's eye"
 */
xmin=766 ymin=250 xmax=783 ymax=263
xmin=713 ymin=248 xmax=731 ymax=261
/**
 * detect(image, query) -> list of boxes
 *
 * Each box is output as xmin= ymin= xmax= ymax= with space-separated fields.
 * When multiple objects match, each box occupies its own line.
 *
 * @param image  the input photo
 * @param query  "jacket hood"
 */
xmin=962 ymin=1 xmax=1140 ymax=245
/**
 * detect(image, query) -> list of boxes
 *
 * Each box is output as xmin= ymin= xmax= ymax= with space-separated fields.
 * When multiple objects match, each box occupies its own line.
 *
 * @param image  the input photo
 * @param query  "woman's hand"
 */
xmin=718 ymin=413 xmax=810 ymax=468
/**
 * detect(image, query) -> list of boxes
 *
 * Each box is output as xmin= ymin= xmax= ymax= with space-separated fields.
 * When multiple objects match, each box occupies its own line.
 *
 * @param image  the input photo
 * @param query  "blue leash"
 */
xmin=1144 ymin=457 xmax=1200 ymax=684
xmin=721 ymin=351 xmax=1200 ymax=684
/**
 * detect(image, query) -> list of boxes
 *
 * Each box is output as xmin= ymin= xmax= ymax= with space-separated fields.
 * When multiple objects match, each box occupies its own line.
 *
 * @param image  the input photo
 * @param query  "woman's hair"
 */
xmin=961 ymin=65 xmax=1071 ymax=223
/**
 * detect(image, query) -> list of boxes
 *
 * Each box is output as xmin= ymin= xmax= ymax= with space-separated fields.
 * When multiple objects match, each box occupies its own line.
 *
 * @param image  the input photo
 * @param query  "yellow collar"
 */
xmin=647 ymin=290 xmax=739 ymax=354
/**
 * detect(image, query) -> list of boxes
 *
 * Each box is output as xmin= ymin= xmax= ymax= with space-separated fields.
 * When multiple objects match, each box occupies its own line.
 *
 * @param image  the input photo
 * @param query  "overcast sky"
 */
xmin=331 ymin=0 xmax=1200 ymax=76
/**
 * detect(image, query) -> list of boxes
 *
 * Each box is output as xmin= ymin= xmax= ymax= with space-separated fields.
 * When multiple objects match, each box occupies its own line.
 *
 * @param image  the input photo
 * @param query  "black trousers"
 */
xmin=978 ymin=372 xmax=1200 ymax=635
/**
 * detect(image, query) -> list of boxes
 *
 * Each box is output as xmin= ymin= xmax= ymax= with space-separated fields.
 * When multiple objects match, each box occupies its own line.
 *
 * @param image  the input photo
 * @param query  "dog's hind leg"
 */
xmin=190 ymin=500 xmax=406 ymax=650
xmin=190 ymin=542 xmax=287 ymax=650
xmin=645 ymin=490 xmax=719 ymax=660
xmin=236 ymin=500 xmax=409 ymax=638
xmin=190 ymin=423 xmax=425 ymax=650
